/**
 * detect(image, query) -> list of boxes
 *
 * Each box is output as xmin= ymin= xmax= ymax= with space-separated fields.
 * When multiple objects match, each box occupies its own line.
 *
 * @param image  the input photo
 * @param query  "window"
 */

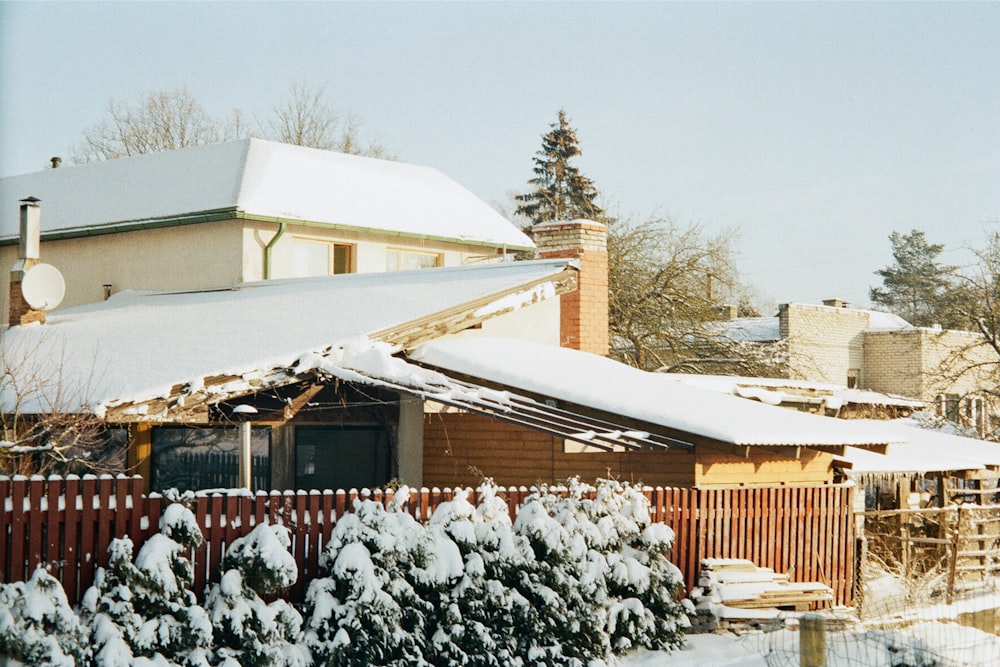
xmin=295 ymin=425 xmax=390 ymax=491
xmin=938 ymin=394 xmax=961 ymax=423
xmin=287 ymin=239 xmax=353 ymax=277
xmin=847 ymin=369 xmax=859 ymax=389
xmin=151 ymin=426 xmax=271 ymax=493
xmin=385 ymin=249 xmax=442 ymax=272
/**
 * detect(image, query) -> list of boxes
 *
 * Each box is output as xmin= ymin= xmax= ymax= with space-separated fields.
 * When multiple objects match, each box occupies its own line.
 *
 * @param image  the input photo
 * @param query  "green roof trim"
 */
xmin=0 ymin=208 xmax=242 ymax=245
xmin=231 ymin=211 xmax=535 ymax=252
xmin=0 ymin=207 xmax=534 ymax=252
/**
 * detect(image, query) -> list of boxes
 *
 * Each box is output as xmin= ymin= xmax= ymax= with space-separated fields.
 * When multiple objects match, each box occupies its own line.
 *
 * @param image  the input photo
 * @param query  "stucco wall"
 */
xmin=1 ymin=220 xmax=245 ymax=310
xmin=1 ymin=218 xmax=512 ymax=313
xmin=245 ymin=220 xmax=504 ymax=280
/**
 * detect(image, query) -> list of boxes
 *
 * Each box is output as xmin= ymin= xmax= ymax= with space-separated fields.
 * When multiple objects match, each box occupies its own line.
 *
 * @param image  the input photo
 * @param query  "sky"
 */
xmin=2 ymin=2 xmax=999 ymax=312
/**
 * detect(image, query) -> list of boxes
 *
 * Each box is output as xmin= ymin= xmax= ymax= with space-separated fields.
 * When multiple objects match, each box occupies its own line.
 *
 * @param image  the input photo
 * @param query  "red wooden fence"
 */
xmin=0 ymin=476 xmax=855 ymax=606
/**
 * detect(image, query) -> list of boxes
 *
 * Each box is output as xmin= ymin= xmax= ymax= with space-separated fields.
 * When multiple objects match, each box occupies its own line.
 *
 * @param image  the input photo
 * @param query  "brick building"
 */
xmin=732 ymin=301 xmax=998 ymax=432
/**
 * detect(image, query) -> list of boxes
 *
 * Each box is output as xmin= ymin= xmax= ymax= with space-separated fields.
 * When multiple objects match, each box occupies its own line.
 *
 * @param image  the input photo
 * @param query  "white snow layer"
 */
xmin=410 ymin=337 xmax=906 ymax=448
xmin=0 ymin=138 xmax=534 ymax=250
xmin=1 ymin=260 xmax=569 ymax=414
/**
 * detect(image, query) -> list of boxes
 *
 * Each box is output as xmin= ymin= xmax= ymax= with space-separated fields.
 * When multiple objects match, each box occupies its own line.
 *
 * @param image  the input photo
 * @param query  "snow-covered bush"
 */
xmin=303 ymin=479 xmax=690 ymax=667
xmin=427 ymin=485 xmax=535 ymax=667
xmin=80 ymin=536 xmax=144 ymax=666
xmin=0 ymin=481 xmax=690 ymax=667
xmin=80 ymin=502 xmax=213 ymax=667
xmin=206 ymin=523 xmax=309 ymax=667
xmin=304 ymin=493 xmax=436 ymax=666
xmin=0 ymin=566 xmax=89 ymax=666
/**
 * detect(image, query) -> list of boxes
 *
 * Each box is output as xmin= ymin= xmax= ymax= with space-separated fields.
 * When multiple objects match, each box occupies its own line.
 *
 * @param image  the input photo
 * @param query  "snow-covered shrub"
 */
xmin=514 ymin=478 xmax=689 ymax=660
xmin=80 ymin=502 xmax=213 ymax=667
xmin=303 ymin=494 xmax=435 ymax=666
xmin=588 ymin=481 xmax=689 ymax=653
xmin=220 ymin=523 xmax=298 ymax=596
xmin=0 ymin=566 xmax=89 ymax=667
xmin=80 ymin=537 xmax=144 ymax=666
xmin=427 ymin=485 xmax=535 ymax=667
xmin=206 ymin=523 xmax=309 ymax=667
xmin=206 ymin=569 xmax=309 ymax=667
xmin=514 ymin=481 xmax=611 ymax=665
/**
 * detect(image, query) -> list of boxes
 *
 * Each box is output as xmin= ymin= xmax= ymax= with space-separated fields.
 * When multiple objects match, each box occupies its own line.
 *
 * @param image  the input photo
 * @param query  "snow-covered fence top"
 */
xmin=0 ymin=475 xmax=856 ymax=606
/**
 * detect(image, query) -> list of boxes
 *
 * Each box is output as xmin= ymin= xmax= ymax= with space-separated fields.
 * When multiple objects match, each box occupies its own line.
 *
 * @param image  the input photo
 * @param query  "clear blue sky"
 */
xmin=2 ymin=1 xmax=999 ymax=312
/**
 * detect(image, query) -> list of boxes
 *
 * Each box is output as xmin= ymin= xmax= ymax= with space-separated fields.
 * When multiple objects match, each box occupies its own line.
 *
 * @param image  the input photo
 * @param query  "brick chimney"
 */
xmin=9 ymin=197 xmax=46 ymax=326
xmin=531 ymin=219 xmax=609 ymax=356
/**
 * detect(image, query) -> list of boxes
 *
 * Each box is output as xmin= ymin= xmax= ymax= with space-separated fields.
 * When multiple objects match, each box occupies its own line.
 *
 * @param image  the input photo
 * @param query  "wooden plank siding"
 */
xmin=1 ymin=476 xmax=855 ymax=608
xmin=423 ymin=412 xmax=835 ymax=489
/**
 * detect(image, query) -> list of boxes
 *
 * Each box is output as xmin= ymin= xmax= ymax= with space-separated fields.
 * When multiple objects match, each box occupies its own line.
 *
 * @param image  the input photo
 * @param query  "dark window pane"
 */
xmin=151 ymin=426 xmax=271 ymax=493
xmin=295 ymin=425 xmax=388 ymax=491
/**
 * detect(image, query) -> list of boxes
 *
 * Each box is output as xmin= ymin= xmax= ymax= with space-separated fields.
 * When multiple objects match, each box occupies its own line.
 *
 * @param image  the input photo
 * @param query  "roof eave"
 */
xmin=0 ymin=208 xmax=535 ymax=252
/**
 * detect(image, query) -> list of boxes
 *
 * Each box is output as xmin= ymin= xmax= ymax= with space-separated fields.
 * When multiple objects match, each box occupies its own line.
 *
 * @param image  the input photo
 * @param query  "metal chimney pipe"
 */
xmin=50 ymin=156 xmax=62 ymax=169
xmin=18 ymin=196 xmax=41 ymax=265
xmin=10 ymin=197 xmax=44 ymax=326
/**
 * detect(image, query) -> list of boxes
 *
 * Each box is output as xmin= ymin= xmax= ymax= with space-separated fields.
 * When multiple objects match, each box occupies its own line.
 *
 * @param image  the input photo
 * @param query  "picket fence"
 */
xmin=0 ymin=476 xmax=855 ymax=606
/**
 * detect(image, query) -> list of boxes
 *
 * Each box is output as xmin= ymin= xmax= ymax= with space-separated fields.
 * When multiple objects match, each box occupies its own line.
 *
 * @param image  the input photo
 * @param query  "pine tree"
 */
xmin=870 ymin=230 xmax=957 ymax=327
xmin=515 ymin=110 xmax=606 ymax=225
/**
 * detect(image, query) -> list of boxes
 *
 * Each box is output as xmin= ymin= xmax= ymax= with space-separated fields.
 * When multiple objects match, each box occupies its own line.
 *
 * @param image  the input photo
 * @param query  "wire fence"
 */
xmin=753 ymin=503 xmax=1000 ymax=666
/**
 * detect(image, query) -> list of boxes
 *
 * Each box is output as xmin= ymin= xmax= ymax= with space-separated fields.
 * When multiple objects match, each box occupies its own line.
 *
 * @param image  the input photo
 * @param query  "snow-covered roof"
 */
xmin=836 ymin=418 xmax=1000 ymax=475
xmin=409 ymin=337 xmax=905 ymax=449
xmin=662 ymin=374 xmax=925 ymax=410
xmin=0 ymin=138 xmax=533 ymax=250
xmin=710 ymin=317 xmax=780 ymax=342
xmin=712 ymin=306 xmax=912 ymax=343
xmin=1 ymin=260 xmax=572 ymax=416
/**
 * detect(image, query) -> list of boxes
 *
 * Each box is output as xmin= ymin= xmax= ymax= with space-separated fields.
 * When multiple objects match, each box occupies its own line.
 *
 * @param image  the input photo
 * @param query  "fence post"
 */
xmin=947 ymin=505 xmax=961 ymax=605
xmin=800 ymin=613 xmax=826 ymax=667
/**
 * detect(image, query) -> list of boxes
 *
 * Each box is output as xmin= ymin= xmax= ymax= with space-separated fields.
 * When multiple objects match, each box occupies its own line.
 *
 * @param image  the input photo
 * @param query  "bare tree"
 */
xmin=0 ymin=334 xmax=122 ymax=476
xmin=608 ymin=216 xmax=748 ymax=370
xmin=71 ymin=84 xmax=390 ymax=163
xmin=72 ymin=87 xmax=232 ymax=163
xmin=263 ymin=82 xmax=391 ymax=158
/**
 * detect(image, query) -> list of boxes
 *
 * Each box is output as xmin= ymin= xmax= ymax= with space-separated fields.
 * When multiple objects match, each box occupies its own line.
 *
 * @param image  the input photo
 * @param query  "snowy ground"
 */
xmin=618 ymin=620 xmax=1000 ymax=667
xmin=620 ymin=634 xmax=767 ymax=666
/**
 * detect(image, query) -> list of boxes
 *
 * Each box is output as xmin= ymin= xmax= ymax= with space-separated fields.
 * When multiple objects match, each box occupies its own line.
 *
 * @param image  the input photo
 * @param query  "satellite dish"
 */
xmin=21 ymin=263 xmax=66 ymax=311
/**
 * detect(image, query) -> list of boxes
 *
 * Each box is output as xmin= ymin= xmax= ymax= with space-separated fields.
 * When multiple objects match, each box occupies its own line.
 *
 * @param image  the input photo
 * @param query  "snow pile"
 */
xmin=303 ymin=478 xmax=690 ymax=667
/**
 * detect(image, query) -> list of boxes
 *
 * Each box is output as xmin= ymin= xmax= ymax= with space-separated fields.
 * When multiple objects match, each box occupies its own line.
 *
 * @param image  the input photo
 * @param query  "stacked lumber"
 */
xmin=690 ymin=558 xmax=833 ymax=623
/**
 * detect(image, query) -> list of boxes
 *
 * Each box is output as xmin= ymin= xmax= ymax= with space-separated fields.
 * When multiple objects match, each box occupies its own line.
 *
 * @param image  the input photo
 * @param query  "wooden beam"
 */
xmin=372 ymin=268 xmax=578 ymax=350
xmin=283 ymin=384 xmax=325 ymax=421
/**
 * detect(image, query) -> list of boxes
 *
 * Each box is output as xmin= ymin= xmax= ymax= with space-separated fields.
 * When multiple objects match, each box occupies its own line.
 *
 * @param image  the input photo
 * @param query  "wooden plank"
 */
xmin=305 ymin=490 xmax=322 ymax=587
xmin=9 ymin=478 xmax=27 ymax=583
xmin=27 ymin=477 xmax=44 ymax=576
xmin=62 ymin=476 xmax=80 ymax=604
xmin=45 ymin=477 xmax=62 ymax=581
xmin=208 ymin=494 xmax=224 ymax=591
xmin=721 ymin=487 xmax=731 ymax=559
xmin=96 ymin=477 xmax=114 ymax=571
xmin=79 ymin=477 xmax=96 ymax=591
xmin=193 ymin=497 xmax=210 ymax=595
xmin=292 ymin=491 xmax=308 ymax=600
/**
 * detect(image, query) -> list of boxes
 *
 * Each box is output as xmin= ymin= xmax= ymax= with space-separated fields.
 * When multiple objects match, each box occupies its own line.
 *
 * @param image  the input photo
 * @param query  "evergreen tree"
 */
xmin=870 ymin=230 xmax=958 ymax=327
xmin=80 ymin=503 xmax=213 ymax=667
xmin=0 ymin=567 xmax=89 ymax=666
xmin=206 ymin=524 xmax=310 ymax=667
xmin=515 ymin=110 xmax=606 ymax=225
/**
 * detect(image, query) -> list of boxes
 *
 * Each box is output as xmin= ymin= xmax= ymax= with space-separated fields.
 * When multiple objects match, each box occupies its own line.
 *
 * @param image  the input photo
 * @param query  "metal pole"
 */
xmin=238 ymin=421 xmax=252 ymax=490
